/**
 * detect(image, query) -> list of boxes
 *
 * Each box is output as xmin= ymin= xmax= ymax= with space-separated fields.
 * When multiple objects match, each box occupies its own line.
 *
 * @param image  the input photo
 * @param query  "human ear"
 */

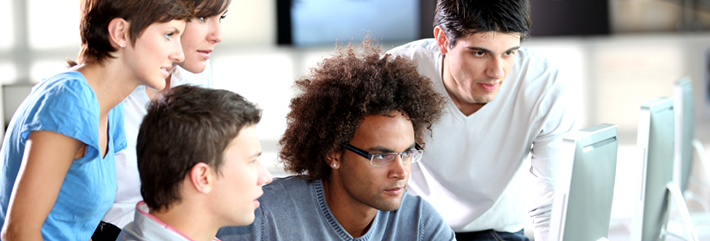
xmin=327 ymin=151 xmax=341 ymax=169
xmin=107 ymin=18 xmax=129 ymax=49
xmin=189 ymin=163 xmax=213 ymax=194
xmin=433 ymin=26 xmax=448 ymax=55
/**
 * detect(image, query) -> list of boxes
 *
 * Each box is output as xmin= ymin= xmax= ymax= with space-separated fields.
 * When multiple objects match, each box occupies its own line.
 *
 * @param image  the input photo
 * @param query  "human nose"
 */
xmin=257 ymin=161 xmax=273 ymax=186
xmin=208 ymin=20 xmax=223 ymax=44
xmin=485 ymin=57 xmax=504 ymax=79
xmin=171 ymin=38 xmax=185 ymax=63
xmin=388 ymin=155 xmax=408 ymax=180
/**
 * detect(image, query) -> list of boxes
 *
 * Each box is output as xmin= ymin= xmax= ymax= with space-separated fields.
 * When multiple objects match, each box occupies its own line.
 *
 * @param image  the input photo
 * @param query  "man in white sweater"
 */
xmin=388 ymin=0 xmax=575 ymax=240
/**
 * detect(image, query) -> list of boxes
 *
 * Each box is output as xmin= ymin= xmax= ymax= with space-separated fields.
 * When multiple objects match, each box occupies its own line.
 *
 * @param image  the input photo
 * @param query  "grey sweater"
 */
xmin=216 ymin=176 xmax=456 ymax=241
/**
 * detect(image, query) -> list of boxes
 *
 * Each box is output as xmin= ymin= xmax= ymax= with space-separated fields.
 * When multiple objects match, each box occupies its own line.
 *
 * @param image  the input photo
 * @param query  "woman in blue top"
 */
xmin=0 ymin=0 xmax=193 ymax=240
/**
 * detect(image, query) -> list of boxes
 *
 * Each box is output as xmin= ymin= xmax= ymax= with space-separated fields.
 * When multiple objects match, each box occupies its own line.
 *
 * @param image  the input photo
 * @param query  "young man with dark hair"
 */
xmin=388 ymin=0 xmax=575 ymax=240
xmin=117 ymin=85 xmax=273 ymax=241
xmin=216 ymin=43 xmax=455 ymax=240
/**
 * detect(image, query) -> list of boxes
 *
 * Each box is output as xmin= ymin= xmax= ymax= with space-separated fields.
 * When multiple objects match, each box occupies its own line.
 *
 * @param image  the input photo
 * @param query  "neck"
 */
xmin=77 ymin=61 xmax=140 ymax=118
xmin=321 ymin=178 xmax=377 ymax=238
xmin=149 ymin=202 xmax=219 ymax=241
xmin=440 ymin=55 xmax=485 ymax=116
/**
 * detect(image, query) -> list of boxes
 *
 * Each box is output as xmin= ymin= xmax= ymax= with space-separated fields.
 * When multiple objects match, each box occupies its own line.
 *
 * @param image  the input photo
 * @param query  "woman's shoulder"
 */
xmin=18 ymin=71 xmax=100 ymax=145
xmin=40 ymin=71 xmax=92 ymax=92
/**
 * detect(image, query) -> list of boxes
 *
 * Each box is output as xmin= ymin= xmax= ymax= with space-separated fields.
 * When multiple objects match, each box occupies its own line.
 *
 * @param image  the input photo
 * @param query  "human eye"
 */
xmin=219 ymin=10 xmax=228 ymax=23
xmin=164 ymin=32 xmax=174 ymax=41
xmin=503 ymin=50 xmax=517 ymax=56
xmin=198 ymin=17 xmax=206 ymax=22
xmin=372 ymin=154 xmax=395 ymax=166
xmin=472 ymin=51 xmax=486 ymax=57
xmin=373 ymin=154 xmax=389 ymax=161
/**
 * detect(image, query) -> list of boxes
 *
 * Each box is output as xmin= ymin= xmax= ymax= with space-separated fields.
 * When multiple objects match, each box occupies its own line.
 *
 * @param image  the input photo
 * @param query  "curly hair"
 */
xmin=279 ymin=42 xmax=445 ymax=181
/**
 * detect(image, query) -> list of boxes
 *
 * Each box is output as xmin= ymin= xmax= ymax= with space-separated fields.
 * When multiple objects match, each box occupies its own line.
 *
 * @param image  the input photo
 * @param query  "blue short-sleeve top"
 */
xmin=0 ymin=71 xmax=126 ymax=240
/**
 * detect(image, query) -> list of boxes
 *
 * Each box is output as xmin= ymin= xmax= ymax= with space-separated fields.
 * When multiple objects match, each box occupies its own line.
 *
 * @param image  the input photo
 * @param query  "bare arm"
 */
xmin=1 ymin=130 xmax=84 ymax=240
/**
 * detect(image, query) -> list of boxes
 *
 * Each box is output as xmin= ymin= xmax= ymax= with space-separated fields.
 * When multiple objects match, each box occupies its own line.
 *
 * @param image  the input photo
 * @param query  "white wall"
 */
xmin=3 ymin=0 xmax=710 ymax=228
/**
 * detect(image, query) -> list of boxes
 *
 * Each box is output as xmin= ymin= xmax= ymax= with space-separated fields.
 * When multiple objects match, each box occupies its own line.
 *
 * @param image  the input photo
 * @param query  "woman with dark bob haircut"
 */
xmin=0 ymin=0 xmax=193 ymax=240
xmin=279 ymin=41 xmax=445 ymax=181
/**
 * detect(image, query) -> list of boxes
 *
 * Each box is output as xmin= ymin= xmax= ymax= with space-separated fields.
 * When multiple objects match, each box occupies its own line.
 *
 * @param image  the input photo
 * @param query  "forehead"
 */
xmin=349 ymin=113 xmax=414 ymax=150
xmin=224 ymin=125 xmax=260 ymax=157
xmin=146 ymin=19 xmax=186 ymax=32
xmin=456 ymin=31 xmax=521 ymax=49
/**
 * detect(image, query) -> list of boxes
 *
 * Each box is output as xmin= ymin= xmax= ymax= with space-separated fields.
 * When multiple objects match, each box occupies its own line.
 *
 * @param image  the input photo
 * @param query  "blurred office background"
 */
xmin=2 ymin=0 xmax=710 ymax=237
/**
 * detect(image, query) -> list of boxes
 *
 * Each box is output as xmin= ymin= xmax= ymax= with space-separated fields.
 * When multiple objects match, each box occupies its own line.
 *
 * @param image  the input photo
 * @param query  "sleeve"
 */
xmin=22 ymin=78 xmax=100 ymax=164
xmin=418 ymin=197 xmax=457 ymax=241
xmin=527 ymin=66 xmax=577 ymax=241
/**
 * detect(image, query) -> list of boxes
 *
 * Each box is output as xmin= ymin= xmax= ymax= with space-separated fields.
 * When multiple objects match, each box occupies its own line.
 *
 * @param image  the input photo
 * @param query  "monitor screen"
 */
xmin=550 ymin=123 xmax=618 ymax=241
xmin=674 ymin=77 xmax=695 ymax=193
xmin=631 ymin=98 xmax=675 ymax=241
xmin=278 ymin=0 xmax=421 ymax=46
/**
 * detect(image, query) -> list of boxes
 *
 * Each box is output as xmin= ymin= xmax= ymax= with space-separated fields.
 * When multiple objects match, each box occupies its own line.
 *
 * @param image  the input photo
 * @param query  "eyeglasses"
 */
xmin=344 ymin=143 xmax=424 ymax=167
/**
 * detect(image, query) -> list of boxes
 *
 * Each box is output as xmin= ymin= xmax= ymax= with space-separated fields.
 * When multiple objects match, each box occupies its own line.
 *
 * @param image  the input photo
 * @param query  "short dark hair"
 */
xmin=193 ymin=0 xmax=231 ymax=18
xmin=279 ymin=41 xmax=445 ymax=181
xmin=72 ymin=0 xmax=194 ymax=66
xmin=137 ymin=85 xmax=262 ymax=211
xmin=433 ymin=0 xmax=531 ymax=48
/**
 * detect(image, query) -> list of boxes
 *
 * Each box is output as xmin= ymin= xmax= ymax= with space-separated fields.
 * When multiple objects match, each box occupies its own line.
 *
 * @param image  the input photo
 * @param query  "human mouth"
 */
xmin=384 ymin=187 xmax=404 ymax=196
xmin=197 ymin=50 xmax=212 ymax=59
xmin=254 ymin=190 xmax=263 ymax=207
xmin=478 ymin=83 xmax=498 ymax=92
xmin=160 ymin=67 xmax=171 ymax=77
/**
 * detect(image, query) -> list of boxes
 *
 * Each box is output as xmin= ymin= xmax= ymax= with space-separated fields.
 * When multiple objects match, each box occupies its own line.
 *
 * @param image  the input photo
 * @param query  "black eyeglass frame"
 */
xmin=344 ymin=143 xmax=424 ymax=167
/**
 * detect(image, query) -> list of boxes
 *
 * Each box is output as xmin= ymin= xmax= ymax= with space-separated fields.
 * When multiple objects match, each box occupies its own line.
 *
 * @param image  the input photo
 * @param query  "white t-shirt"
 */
xmin=388 ymin=39 xmax=575 ymax=240
xmin=101 ymin=61 xmax=213 ymax=228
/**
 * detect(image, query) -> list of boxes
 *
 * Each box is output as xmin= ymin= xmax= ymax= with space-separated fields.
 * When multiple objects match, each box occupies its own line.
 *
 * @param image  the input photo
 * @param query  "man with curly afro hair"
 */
xmin=216 ymin=41 xmax=455 ymax=241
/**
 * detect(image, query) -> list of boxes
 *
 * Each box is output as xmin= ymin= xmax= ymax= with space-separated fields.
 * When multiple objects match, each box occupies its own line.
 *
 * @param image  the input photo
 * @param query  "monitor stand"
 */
xmin=666 ymin=182 xmax=699 ymax=241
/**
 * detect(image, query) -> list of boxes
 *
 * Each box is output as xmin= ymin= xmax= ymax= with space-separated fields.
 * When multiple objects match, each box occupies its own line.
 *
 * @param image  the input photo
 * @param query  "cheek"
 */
xmin=342 ymin=165 xmax=373 ymax=191
xmin=181 ymin=36 xmax=198 ymax=52
xmin=503 ymin=61 xmax=515 ymax=75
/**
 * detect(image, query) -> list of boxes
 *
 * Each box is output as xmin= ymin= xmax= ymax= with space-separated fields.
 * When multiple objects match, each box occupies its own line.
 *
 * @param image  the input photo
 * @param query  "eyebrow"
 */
xmin=367 ymin=143 xmax=417 ymax=153
xmin=466 ymin=46 xmax=521 ymax=54
xmin=169 ymin=27 xmax=181 ymax=35
xmin=249 ymin=151 xmax=262 ymax=159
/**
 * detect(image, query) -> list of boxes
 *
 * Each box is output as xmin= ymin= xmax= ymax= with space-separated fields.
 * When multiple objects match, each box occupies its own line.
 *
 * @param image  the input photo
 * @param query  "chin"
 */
xmin=379 ymin=203 xmax=402 ymax=212
xmin=181 ymin=63 xmax=206 ymax=74
xmin=231 ymin=215 xmax=255 ymax=227
xmin=374 ymin=198 xmax=404 ymax=212
xmin=151 ymin=82 xmax=167 ymax=91
xmin=472 ymin=95 xmax=496 ymax=103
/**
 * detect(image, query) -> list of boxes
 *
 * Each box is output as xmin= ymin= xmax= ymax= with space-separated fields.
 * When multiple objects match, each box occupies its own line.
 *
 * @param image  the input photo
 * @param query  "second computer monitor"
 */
xmin=673 ymin=77 xmax=694 ymax=193
xmin=549 ymin=123 xmax=618 ymax=241
xmin=631 ymin=98 xmax=675 ymax=241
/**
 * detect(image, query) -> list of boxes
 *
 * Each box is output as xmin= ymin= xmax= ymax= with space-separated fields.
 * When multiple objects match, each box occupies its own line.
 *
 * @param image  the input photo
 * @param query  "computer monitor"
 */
xmin=673 ymin=77 xmax=695 ymax=193
xmin=276 ymin=0 xmax=421 ymax=46
xmin=631 ymin=98 xmax=698 ymax=241
xmin=549 ymin=123 xmax=618 ymax=241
